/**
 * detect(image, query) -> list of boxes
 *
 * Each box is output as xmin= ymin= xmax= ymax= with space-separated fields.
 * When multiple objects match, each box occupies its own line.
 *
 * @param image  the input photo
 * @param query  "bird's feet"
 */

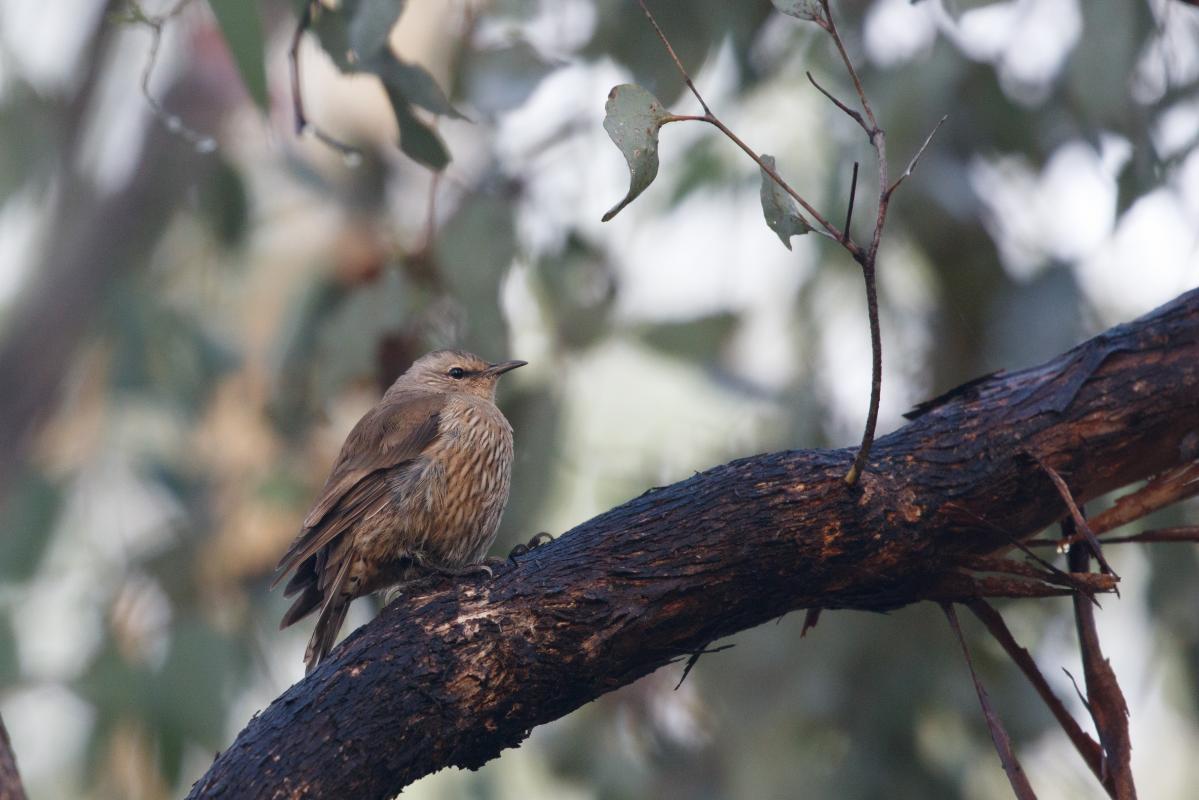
xmin=411 ymin=552 xmax=497 ymax=581
xmin=507 ymin=532 xmax=555 ymax=564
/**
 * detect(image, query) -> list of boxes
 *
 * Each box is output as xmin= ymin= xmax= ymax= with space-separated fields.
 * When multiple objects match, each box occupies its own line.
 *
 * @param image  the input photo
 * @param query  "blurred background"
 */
xmin=0 ymin=0 xmax=1197 ymax=797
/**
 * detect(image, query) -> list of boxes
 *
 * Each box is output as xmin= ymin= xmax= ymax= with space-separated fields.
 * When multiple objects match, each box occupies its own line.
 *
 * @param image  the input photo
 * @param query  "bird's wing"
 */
xmin=270 ymin=390 xmax=443 ymax=586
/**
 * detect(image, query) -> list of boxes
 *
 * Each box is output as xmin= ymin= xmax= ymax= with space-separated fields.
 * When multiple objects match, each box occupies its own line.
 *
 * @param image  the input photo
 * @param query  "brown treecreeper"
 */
xmin=272 ymin=349 xmax=525 ymax=672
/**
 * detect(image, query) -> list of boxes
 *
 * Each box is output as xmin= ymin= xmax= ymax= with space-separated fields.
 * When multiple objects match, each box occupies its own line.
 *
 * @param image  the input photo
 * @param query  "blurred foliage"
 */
xmin=0 ymin=1 xmax=1196 ymax=799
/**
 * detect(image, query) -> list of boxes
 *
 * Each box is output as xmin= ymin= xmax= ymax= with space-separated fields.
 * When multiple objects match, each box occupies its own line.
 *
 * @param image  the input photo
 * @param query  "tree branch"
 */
xmin=189 ymin=289 xmax=1199 ymax=799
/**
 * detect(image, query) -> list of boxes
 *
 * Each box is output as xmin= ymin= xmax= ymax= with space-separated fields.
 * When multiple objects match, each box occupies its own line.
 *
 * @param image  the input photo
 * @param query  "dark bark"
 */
xmin=189 ymin=289 xmax=1199 ymax=800
xmin=0 ymin=714 xmax=27 ymax=800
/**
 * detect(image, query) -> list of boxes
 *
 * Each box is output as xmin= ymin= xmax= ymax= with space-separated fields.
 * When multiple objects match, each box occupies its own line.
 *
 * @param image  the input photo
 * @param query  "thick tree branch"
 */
xmin=190 ymin=289 xmax=1199 ymax=799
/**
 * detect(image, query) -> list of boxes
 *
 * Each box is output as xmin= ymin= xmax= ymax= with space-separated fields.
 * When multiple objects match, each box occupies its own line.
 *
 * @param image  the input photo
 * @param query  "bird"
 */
xmin=271 ymin=349 xmax=526 ymax=672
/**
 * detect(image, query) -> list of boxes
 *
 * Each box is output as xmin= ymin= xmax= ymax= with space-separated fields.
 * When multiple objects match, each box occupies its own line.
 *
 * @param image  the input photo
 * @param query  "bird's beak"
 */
xmin=485 ymin=359 xmax=527 ymax=377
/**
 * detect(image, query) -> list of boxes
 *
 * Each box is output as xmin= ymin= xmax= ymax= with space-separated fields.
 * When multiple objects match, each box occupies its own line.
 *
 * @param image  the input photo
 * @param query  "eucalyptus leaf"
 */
xmin=384 ymin=88 xmax=450 ymax=170
xmin=365 ymin=52 xmax=466 ymax=119
xmin=759 ymin=154 xmax=811 ymax=249
xmin=209 ymin=0 xmax=270 ymax=111
xmin=601 ymin=83 xmax=673 ymax=222
xmin=345 ymin=0 xmax=407 ymax=61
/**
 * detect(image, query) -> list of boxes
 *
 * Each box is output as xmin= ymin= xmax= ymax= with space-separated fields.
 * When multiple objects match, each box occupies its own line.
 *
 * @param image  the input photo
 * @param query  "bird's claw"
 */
xmin=507 ymin=532 xmax=556 ymax=564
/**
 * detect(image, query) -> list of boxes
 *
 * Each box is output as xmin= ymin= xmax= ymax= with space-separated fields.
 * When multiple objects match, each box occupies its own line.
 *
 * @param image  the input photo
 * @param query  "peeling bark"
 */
xmin=188 ymin=289 xmax=1199 ymax=800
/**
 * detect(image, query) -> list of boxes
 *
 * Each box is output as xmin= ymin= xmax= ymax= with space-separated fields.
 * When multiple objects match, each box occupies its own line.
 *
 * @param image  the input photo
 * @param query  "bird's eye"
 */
xmin=448 ymin=367 xmax=466 ymax=379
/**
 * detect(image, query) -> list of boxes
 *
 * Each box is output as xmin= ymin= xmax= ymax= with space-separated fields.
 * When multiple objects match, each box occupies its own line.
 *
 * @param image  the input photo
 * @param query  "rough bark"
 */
xmin=189 ymin=289 xmax=1199 ymax=800
xmin=0 ymin=714 xmax=27 ymax=800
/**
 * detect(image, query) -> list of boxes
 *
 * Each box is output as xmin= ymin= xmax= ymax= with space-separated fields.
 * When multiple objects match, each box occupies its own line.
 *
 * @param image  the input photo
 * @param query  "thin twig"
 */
xmin=844 ymin=261 xmax=882 ymax=486
xmin=1027 ymin=526 xmax=1199 ymax=548
xmin=1088 ymin=461 xmax=1199 ymax=536
xmin=1066 ymin=522 xmax=1137 ymax=799
xmin=1033 ymin=454 xmax=1118 ymax=578
xmin=659 ymin=116 xmax=845 ymax=244
xmin=946 ymin=502 xmax=1100 ymax=604
xmin=811 ymin=0 xmax=889 ymax=486
xmin=843 ymin=161 xmax=859 ymax=244
xmin=887 ymin=114 xmax=948 ymax=197
xmin=129 ymin=0 xmax=217 ymax=152
xmin=815 ymin=1 xmax=879 ymax=133
xmin=806 ymin=71 xmax=866 ymax=132
xmin=966 ymin=600 xmax=1108 ymax=791
xmin=640 ymin=0 xmax=948 ymax=487
xmin=942 ymin=603 xmax=1038 ymax=800
xmin=636 ymin=0 xmax=711 ymax=116
xmin=928 ymin=572 xmax=1117 ymax=603
xmin=672 ymin=643 xmax=734 ymax=690
xmin=289 ymin=1 xmax=363 ymax=159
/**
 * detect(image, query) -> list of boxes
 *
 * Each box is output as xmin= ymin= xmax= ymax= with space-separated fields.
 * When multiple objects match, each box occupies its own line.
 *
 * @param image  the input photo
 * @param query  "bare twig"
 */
xmin=928 ymin=572 xmax=1118 ymax=603
xmin=1033 ymin=454 xmax=1118 ymax=578
xmin=843 ymin=161 xmax=859 ymax=244
xmin=947 ymin=503 xmax=1101 ymax=604
xmin=672 ymin=643 xmax=734 ymax=690
xmin=966 ymin=600 xmax=1108 ymax=792
xmin=126 ymin=0 xmax=217 ymax=152
xmin=806 ymin=70 xmax=866 ymax=132
xmin=636 ymin=0 xmax=711 ymax=116
xmin=942 ymin=603 xmax=1038 ymax=800
xmin=1028 ymin=526 xmax=1199 ymax=548
xmin=1066 ymin=521 xmax=1137 ymax=799
xmin=1089 ymin=461 xmax=1199 ymax=536
xmin=289 ymin=1 xmax=363 ymax=159
xmin=659 ymin=119 xmax=844 ymax=244
xmin=844 ymin=260 xmax=882 ymax=486
xmin=887 ymin=115 xmax=948 ymax=197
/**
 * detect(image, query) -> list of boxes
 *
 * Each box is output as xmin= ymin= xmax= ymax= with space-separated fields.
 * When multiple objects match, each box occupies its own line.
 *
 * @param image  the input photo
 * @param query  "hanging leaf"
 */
xmin=209 ymin=0 xmax=270 ymax=111
xmin=345 ymin=0 xmax=407 ymax=61
xmin=759 ymin=154 xmax=811 ymax=249
xmin=366 ymin=52 xmax=466 ymax=119
xmin=384 ymin=88 xmax=450 ymax=170
xmin=601 ymin=83 xmax=673 ymax=222
xmin=306 ymin=2 xmax=459 ymax=170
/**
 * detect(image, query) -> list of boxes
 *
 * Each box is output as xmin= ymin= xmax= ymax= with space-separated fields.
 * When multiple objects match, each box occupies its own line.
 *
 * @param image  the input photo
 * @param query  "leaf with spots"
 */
xmin=759 ymin=154 xmax=811 ymax=250
xmin=601 ymin=84 xmax=673 ymax=222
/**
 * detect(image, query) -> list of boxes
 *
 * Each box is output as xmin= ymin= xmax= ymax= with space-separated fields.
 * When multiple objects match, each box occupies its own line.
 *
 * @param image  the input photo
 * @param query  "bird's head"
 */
xmin=392 ymin=349 xmax=527 ymax=400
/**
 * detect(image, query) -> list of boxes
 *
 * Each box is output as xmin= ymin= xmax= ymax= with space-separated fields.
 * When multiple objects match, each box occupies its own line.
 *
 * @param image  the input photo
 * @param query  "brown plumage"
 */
xmin=272 ymin=349 xmax=525 ymax=672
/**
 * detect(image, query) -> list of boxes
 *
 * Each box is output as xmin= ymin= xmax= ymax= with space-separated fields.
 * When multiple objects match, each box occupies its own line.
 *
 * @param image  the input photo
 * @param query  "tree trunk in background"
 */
xmin=0 ymin=25 xmax=228 ymax=502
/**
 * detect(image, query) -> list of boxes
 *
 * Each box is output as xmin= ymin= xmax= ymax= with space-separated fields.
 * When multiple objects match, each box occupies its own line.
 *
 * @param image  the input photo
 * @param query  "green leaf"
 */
xmin=383 ymin=88 xmax=450 ymax=170
xmin=345 ymin=0 xmax=407 ymax=61
xmin=601 ymin=84 xmax=673 ymax=222
xmin=770 ymin=0 xmax=819 ymax=20
xmin=759 ymin=154 xmax=811 ymax=249
xmin=366 ymin=52 xmax=466 ymax=119
xmin=311 ymin=4 xmax=353 ymax=72
xmin=208 ymin=0 xmax=270 ymax=112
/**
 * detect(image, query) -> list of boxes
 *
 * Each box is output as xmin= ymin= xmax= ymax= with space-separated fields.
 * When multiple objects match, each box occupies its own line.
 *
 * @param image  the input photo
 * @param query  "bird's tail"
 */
xmin=304 ymin=593 xmax=351 ymax=674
